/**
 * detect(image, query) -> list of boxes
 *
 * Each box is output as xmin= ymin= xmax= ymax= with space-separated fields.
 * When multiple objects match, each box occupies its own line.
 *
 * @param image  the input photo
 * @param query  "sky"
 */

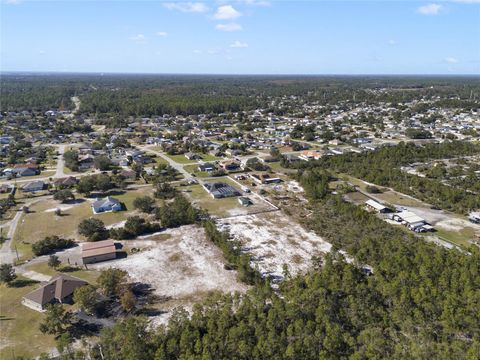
xmin=1 ymin=0 xmax=479 ymax=74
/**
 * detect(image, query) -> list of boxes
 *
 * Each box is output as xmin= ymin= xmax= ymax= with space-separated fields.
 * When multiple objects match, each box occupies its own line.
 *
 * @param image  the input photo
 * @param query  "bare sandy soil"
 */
xmin=217 ymin=212 xmax=332 ymax=282
xmin=91 ymin=225 xmax=248 ymax=324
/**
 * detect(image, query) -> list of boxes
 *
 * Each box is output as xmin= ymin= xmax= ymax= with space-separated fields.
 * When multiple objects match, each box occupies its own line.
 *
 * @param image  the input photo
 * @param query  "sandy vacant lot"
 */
xmin=217 ymin=211 xmax=332 ymax=282
xmin=91 ymin=225 xmax=248 ymax=324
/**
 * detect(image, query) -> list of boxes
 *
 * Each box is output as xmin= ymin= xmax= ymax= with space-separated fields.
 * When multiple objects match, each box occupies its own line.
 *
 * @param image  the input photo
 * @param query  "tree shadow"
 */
xmin=10 ymin=278 xmax=40 ymax=288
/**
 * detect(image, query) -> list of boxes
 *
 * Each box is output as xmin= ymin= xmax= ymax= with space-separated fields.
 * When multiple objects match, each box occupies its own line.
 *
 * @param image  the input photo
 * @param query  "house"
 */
xmin=0 ymin=184 xmax=14 ymax=194
xmin=390 ymin=210 xmax=433 ymax=232
xmin=198 ymin=163 xmax=216 ymax=173
xmin=120 ymin=169 xmax=137 ymax=180
xmin=78 ymin=154 xmax=94 ymax=169
xmin=91 ymin=196 xmax=122 ymax=214
xmin=203 ymin=182 xmax=241 ymax=199
xmin=185 ymin=152 xmax=201 ymax=160
xmin=365 ymin=199 xmax=389 ymax=213
xmin=225 ymin=149 xmax=242 ymax=157
xmin=299 ymin=150 xmax=322 ymax=161
xmin=209 ymin=150 xmax=224 ymax=157
xmin=21 ymin=181 xmax=45 ymax=193
xmin=53 ymin=176 xmax=78 ymax=189
xmin=220 ymin=159 xmax=241 ymax=172
xmin=250 ymin=173 xmax=282 ymax=185
xmin=22 ymin=274 xmax=88 ymax=312
xmin=82 ymin=239 xmax=117 ymax=264
xmin=12 ymin=164 xmax=39 ymax=177
xmin=238 ymin=196 xmax=252 ymax=206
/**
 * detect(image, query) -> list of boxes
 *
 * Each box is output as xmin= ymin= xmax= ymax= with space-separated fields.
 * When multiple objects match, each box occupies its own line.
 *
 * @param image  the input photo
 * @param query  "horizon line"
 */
xmin=1 ymin=71 xmax=479 ymax=77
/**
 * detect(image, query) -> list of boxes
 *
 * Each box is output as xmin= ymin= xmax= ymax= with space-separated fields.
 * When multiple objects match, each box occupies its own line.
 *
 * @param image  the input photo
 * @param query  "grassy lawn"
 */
xmin=26 ymin=262 xmax=100 ymax=284
xmin=200 ymin=154 xmax=223 ymax=162
xmin=165 ymin=154 xmax=198 ymax=164
xmin=183 ymin=165 xmax=210 ymax=178
xmin=340 ymin=174 xmax=425 ymax=207
xmin=13 ymin=187 xmax=154 ymax=260
xmin=181 ymin=184 xmax=242 ymax=217
xmin=433 ymin=227 xmax=475 ymax=248
xmin=0 ymin=279 xmax=56 ymax=359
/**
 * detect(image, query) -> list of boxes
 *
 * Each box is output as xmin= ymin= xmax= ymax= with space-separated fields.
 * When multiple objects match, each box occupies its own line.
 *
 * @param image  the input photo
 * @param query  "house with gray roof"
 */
xmin=21 ymin=181 xmax=45 ymax=193
xmin=203 ymin=182 xmax=241 ymax=199
xmin=91 ymin=196 xmax=122 ymax=214
xmin=22 ymin=274 xmax=88 ymax=312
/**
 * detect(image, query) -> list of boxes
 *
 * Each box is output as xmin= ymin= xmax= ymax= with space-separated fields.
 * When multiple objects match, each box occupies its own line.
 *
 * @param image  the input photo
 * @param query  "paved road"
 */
xmin=138 ymin=145 xmax=201 ymax=183
xmin=0 ymin=196 xmax=50 ymax=264
xmin=54 ymin=144 xmax=66 ymax=178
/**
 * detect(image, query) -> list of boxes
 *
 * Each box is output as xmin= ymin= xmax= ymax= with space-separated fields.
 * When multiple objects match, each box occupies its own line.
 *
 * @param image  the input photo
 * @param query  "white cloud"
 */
xmin=156 ymin=31 xmax=168 ymax=37
xmin=214 ymin=5 xmax=242 ymax=20
xmin=39 ymin=50 xmax=46 ymax=55
xmin=193 ymin=49 xmax=202 ymax=54
xmin=388 ymin=39 xmax=397 ymax=45
xmin=216 ymin=23 xmax=243 ymax=32
xmin=163 ymin=2 xmax=209 ymax=13
xmin=5 ymin=0 xmax=22 ymax=4
xmin=129 ymin=34 xmax=146 ymax=43
xmin=445 ymin=57 xmax=459 ymax=63
xmin=242 ymin=0 xmax=271 ymax=6
xmin=230 ymin=40 xmax=248 ymax=48
xmin=417 ymin=3 xmax=443 ymax=15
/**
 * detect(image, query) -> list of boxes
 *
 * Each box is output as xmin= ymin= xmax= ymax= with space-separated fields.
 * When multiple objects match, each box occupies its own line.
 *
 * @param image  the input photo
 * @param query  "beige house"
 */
xmin=82 ymin=239 xmax=117 ymax=264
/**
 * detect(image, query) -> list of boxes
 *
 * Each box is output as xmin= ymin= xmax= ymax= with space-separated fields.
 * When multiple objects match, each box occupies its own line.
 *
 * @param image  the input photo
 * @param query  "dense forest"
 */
xmin=291 ymin=141 xmax=480 ymax=214
xmin=2 ymin=74 xmax=479 ymax=115
xmin=86 ymin=167 xmax=480 ymax=360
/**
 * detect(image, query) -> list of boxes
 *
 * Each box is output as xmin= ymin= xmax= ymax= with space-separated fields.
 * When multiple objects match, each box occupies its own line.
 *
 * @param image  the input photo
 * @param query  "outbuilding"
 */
xmin=82 ymin=239 xmax=117 ymax=264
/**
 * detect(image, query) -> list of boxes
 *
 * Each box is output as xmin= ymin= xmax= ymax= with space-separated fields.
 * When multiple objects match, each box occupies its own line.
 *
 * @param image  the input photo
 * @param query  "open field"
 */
xmin=25 ymin=261 xmax=101 ymax=284
xmin=183 ymin=164 xmax=210 ymax=177
xmin=13 ymin=187 xmax=154 ymax=260
xmin=90 ymin=225 xmax=248 ymax=325
xmin=0 ymin=279 xmax=56 ymax=359
xmin=217 ymin=211 xmax=333 ymax=282
xmin=164 ymin=154 xmax=199 ymax=164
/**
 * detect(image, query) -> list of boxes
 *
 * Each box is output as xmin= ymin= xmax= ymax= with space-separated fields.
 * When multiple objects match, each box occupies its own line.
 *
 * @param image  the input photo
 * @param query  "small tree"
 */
xmin=120 ymin=290 xmax=136 ymax=313
xmin=97 ymin=268 xmax=127 ymax=297
xmin=78 ymin=218 xmax=108 ymax=241
xmin=73 ymin=285 xmax=100 ymax=314
xmin=94 ymin=155 xmax=112 ymax=171
xmin=39 ymin=304 xmax=72 ymax=337
xmin=53 ymin=189 xmax=75 ymax=203
xmin=48 ymin=255 xmax=61 ymax=269
xmin=0 ymin=264 xmax=16 ymax=284
xmin=133 ymin=196 xmax=155 ymax=213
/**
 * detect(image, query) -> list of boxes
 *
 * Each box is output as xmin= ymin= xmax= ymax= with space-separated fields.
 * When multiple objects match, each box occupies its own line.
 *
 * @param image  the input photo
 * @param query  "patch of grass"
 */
xmin=181 ymin=184 xmax=242 ymax=217
xmin=183 ymin=165 xmax=210 ymax=178
xmin=26 ymin=261 xmax=100 ymax=284
xmin=434 ymin=227 xmax=475 ymax=248
xmin=165 ymin=154 xmax=198 ymax=164
xmin=0 ymin=279 xmax=56 ymax=359
xmin=13 ymin=187 xmax=155 ymax=260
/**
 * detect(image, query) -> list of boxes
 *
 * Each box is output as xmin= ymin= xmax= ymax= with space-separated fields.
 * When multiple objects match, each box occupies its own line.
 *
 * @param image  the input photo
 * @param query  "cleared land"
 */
xmin=217 ymin=211 xmax=332 ymax=282
xmin=90 ymin=225 xmax=248 ymax=324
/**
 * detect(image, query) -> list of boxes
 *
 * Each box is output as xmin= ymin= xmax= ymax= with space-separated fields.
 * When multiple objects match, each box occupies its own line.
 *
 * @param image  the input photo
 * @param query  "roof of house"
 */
xmin=21 ymin=181 xmax=45 ymax=191
xmin=82 ymin=239 xmax=116 ymax=259
xmin=92 ymin=196 xmax=120 ymax=209
xmin=365 ymin=199 xmax=387 ymax=211
xmin=203 ymin=182 xmax=241 ymax=197
xmin=23 ymin=274 xmax=87 ymax=306
xmin=13 ymin=163 xmax=38 ymax=169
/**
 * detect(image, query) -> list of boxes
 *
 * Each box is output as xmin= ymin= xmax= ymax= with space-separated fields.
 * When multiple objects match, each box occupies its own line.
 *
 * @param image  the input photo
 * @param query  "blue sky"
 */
xmin=1 ymin=0 xmax=479 ymax=74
